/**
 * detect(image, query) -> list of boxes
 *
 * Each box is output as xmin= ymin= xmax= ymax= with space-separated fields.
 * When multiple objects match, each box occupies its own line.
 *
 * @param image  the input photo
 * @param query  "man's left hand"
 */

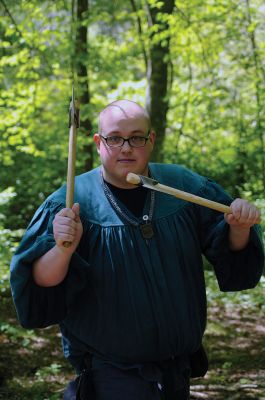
xmin=225 ymin=198 xmax=261 ymax=229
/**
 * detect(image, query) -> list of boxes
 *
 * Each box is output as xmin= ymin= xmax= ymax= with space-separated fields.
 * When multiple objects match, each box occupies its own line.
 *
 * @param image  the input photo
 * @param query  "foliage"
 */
xmin=206 ymin=270 xmax=265 ymax=313
xmin=163 ymin=0 xmax=265 ymax=197
xmin=1 ymin=0 xmax=265 ymax=232
xmin=0 ymin=189 xmax=23 ymax=294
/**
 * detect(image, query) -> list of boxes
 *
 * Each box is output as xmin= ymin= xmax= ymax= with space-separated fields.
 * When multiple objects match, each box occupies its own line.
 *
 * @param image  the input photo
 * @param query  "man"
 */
xmin=10 ymin=100 xmax=264 ymax=400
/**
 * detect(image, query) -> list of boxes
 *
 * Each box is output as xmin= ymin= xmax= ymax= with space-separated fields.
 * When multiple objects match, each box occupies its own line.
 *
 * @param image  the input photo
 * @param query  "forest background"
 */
xmin=0 ymin=0 xmax=265 ymax=399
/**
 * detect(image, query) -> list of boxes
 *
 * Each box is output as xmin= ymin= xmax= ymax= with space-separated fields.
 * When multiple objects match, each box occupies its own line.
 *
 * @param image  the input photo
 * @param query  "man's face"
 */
xmin=94 ymin=107 xmax=155 ymax=188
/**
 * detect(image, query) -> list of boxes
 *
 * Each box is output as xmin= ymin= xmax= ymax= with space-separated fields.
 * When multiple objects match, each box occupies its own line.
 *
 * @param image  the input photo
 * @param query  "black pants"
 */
xmin=63 ymin=362 xmax=190 ymax=400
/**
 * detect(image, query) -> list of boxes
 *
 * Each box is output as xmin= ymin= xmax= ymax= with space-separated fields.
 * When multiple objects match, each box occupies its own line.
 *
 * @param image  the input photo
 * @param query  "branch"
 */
xmin=245 ymin=0 xmax=265 ymax=82
xmin=0 ymin=0 xmax=24 ymax=37
xmin=129 ymin=0 xmax=148 ymax=72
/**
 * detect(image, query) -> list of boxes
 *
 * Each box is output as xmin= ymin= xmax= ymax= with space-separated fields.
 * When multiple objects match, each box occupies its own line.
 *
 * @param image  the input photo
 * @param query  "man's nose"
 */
xmin=121 ymin=140 xmax=132 ymax=151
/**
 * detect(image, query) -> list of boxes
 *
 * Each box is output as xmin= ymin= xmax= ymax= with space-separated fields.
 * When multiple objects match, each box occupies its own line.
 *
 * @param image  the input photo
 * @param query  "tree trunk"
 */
xmin=145 ymin=0 xmax=175 ymax=162
xmin=245 ymin=0 xmax=265 ymax=193
xmin=75 ymin=0 xmax=93 ymax=171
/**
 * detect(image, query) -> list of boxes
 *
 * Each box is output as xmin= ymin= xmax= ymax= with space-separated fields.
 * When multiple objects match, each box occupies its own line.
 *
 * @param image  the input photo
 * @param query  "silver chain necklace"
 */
xmin=100 ymin=169 xmax=155 ymax=240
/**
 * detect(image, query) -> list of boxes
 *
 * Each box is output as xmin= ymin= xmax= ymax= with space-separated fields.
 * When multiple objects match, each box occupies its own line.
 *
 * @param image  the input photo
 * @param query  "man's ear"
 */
xmin=149 ymin=130 xmax=156 ymax=146
xmin=93 ymin=133 xmax=101 ymax=153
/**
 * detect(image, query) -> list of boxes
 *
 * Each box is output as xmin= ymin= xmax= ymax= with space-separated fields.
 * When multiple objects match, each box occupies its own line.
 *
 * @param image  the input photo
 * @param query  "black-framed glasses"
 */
xmin=100 ymin=131 xmax=150 ymax=148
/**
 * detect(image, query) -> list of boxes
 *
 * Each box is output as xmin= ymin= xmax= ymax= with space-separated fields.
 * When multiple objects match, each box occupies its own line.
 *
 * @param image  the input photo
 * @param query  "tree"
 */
xmin=74 ymin=0 xmax=93 ymax=172
xmin=145 ymin=0 xmax=175 ymax=162
xmin=130 ymin=0 xmax=175 ymax=162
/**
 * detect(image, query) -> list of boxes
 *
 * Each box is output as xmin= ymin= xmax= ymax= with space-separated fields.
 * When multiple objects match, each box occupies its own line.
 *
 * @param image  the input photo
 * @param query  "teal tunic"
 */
xmin=10 ymin=164 xmax=264 ymax=372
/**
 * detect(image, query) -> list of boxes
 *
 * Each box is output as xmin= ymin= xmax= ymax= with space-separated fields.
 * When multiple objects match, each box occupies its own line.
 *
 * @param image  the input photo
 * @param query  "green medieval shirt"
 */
xmin=10 ymin=164 xmax=264 ymax=373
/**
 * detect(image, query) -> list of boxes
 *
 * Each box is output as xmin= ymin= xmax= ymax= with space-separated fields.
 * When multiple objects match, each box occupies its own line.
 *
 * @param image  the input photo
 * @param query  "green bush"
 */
xmin=0 ymin=188 xmax=24 ymax=293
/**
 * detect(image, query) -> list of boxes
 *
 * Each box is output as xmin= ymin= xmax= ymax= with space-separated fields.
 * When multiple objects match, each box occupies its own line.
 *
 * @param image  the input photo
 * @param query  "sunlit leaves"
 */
xmin=160 ymin=0 xmax=265 ymax=196
xmin=0 ymin=0 xmax=265 ymax=231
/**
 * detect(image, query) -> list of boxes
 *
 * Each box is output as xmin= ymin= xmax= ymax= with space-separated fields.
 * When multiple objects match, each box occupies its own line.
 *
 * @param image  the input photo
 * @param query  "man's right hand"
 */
xmin=53 ymin=203 xmax=83 ymax=252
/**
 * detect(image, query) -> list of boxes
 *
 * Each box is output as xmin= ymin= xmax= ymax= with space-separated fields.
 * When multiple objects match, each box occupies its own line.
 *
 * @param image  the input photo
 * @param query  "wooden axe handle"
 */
xmin=66 ymin=125 xmax=77 ymax=209
xmin=63 ymin=125 xmax=77 ymax=248
xmin=63 ymin=87 xmax=79 ymax=248
xmin=126 ymin=172 xmax=231 ymax=214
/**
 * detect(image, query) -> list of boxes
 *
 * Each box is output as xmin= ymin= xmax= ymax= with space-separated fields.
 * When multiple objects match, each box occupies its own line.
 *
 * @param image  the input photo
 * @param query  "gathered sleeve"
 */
xmin=10 ymin=199 xmax=90 ymax=329
xmin=198 ymin=179 xmax=264 ymax=292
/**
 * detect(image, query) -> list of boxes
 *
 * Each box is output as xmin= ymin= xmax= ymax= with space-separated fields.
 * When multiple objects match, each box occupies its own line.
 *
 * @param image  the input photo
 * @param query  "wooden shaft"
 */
xmin=126 ymin=172 xmax=231 ymax=214
xmin=155 ymin=182 xmax=231 ymax=213
xmin=66 ymin=125 xmax=77 ymax=208
xmin=64 ymin=125 xmax=77 ymax=248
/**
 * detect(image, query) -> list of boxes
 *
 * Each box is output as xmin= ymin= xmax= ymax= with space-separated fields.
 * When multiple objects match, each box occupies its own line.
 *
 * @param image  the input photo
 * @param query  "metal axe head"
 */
xmin=69 ymin=86 xmax=80 ymax=128
xmin=126 ymin=173 xmax=159 ymax=188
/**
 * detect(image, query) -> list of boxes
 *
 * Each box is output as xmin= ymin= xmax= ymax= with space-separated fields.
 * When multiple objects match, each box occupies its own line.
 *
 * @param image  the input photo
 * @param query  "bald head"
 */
xmin=98 ymin=100 xmax=151 ymax=133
